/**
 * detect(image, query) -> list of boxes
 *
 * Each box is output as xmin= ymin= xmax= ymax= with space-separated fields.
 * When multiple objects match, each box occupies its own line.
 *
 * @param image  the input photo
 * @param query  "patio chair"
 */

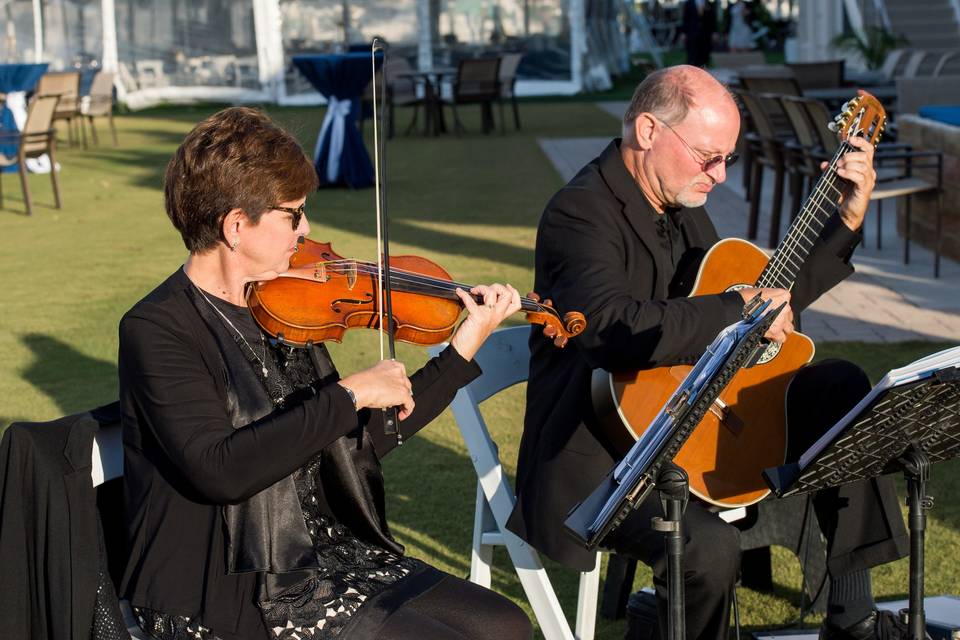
xmin=498 ymin=52 xmax=523 ymax=132
xmin=36 ymin=71 xmax=81 ymax=147
xmin=0 ymin=95 xmax=61 ymax=216
xmin=81 ymin=71 xmax=118 ymax=147
xmin=362 ymin=56 xmax=422 ymax=139
xmin=786 ymin=60 xmax=845 ymax=90
xmin=445 ymin=57 xmax=501 ymax=135
xmin=878 ymin=48 xmax=912 ymax=81
xmin=736 ymin=90 xmax=791 ymax=246
xmin=428 ymin=326 xmax=602 ymax=640
xmin=932 ymin=51 xmax=960 ymax=76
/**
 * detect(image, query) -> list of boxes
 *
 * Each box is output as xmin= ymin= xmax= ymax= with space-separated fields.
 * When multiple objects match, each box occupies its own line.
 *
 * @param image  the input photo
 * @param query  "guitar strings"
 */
xmin=758 ymin=140 xmax=855 ymax=289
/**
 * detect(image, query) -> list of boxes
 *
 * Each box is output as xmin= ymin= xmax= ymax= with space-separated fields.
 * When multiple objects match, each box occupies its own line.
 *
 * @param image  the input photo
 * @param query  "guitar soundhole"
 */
xmin=724 ymin=283 xmax=781 ymax=365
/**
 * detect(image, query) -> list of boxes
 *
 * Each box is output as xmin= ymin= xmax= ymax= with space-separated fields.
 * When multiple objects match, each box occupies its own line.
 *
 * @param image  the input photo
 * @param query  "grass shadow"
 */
xmin=20 ymin=333 xmax=118 ymax=417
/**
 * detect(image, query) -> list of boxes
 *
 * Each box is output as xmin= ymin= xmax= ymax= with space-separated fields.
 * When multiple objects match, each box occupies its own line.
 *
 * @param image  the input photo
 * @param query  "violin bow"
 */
xmin=371 ymin=38 xmax=402 ymax=444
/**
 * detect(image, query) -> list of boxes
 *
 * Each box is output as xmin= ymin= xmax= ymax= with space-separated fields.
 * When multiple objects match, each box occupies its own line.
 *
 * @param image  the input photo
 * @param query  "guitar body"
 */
xmin=594 ymin=238 xmax=815 ymax=508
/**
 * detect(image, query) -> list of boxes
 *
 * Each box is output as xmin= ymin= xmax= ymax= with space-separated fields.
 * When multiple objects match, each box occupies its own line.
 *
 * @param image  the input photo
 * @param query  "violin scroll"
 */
xmin=525 ymin=291 xmax=586 ymax=348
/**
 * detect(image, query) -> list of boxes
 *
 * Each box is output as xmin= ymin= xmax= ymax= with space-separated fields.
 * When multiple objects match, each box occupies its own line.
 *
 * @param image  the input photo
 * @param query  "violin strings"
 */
xmin=311 ymin=260 xmax=560 ymax=318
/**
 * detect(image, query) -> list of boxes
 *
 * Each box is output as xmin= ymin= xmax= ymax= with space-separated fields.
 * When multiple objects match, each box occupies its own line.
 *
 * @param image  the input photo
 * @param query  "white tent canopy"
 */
xmin=2 ymin=0 xmax=636 ymax=109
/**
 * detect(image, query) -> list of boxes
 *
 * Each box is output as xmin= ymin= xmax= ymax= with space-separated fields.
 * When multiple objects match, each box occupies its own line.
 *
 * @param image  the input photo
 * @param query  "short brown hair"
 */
xmin=164 ymin=107 xmax=319 ymax=252
xmin=622 ymin=67 xmax=698 ymax=133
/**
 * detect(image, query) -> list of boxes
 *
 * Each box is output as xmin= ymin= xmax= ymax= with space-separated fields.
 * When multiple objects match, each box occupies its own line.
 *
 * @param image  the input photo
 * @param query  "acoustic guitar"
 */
xmin=591 ymin=91 xmax=887 ymax=508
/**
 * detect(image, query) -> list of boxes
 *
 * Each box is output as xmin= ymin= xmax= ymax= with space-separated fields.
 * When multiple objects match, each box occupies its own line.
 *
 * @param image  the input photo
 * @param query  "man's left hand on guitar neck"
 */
xmin=822 ymin=134 xmax=877 ymax=233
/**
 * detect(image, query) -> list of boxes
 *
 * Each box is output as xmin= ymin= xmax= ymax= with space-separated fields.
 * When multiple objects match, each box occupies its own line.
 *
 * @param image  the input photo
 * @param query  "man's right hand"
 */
xmin=338 ymin=360 xmax=415 ymax=420
xmin=738 ymin=287 xmax=794 ymax=344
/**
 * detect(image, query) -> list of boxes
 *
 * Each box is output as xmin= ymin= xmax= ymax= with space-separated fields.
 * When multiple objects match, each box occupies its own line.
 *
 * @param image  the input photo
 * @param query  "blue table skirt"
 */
xmin=0 ymin=63 xmax=49 ymax=172
xmin=918 ymin=105 xmax=960 ymax=128
xmin=292 ymin=53 xmax=382 ymax=189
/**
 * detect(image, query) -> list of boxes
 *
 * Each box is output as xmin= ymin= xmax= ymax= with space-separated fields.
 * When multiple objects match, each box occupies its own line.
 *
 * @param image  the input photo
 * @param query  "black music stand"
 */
xmin=764 ymin=367 xmax=960 ymax=640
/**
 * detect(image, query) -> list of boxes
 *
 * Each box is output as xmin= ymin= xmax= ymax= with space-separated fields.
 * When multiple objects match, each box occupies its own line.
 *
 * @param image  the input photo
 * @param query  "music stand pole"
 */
xmin=652 ymin=465 xmax=689 ymax=640
xmin=898 ymin=447 xmax=933 ymax=639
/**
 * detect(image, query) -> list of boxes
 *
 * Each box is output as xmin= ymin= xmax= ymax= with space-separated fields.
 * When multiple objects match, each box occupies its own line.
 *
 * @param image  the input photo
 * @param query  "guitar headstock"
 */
xmin=830 ymin=89 xmax=886 ymax=147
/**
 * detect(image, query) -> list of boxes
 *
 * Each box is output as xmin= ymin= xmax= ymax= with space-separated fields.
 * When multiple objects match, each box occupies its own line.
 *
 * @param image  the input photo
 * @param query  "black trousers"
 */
xmin=604 ymin=360 xmax=909 ymax=640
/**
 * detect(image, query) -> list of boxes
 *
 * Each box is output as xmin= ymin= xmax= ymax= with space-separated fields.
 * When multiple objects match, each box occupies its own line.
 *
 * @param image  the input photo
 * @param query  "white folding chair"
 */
xmin=429 ymin=326 xmax=602 ymax=640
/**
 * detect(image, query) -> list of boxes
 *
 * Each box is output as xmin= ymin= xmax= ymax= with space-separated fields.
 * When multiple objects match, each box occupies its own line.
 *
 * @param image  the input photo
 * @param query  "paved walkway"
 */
xmin=534 ymin=102 xmax=960 ymax=343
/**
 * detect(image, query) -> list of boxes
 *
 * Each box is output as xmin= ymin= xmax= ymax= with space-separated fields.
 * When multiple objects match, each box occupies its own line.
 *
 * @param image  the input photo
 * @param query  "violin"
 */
xmin=246 ymin=237 xmax=586 ymax=348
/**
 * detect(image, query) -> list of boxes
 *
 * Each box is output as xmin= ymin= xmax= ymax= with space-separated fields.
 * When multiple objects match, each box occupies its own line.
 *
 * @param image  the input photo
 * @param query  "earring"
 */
xmin=231 ymin=237 xmax=239 ymax=250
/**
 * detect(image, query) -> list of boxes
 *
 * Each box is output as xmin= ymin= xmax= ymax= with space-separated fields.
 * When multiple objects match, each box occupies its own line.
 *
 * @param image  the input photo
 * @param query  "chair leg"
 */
xmin=876 ymin=199 xmax=883 ymax=250
xmin=903 ymin=196 xmax=912 ymax=265
xmin=89 ymin=116 xmax=100 ymax=147
xmin=789 ymin=171 xmax=802 ymax=222
xmin=511 ymin=94 xmax=520 ymax=130
xmin=79 ymin=115 xmax=88 ymax=149
xmin=498 ymin=99 xmax=506 ymax=135
xmin=404 ymin=104 xmax=419 ymax=135
xmin=767 ymin=162 xmax=785 ymax=248
xmin=108 ymin=112 xmax=118 ymax=146
xmin=49 ymin=148 xmax=62 ymax=209
xmin=935 ymin=195 xmax=942 ymax=278
xmin=748 ymin=161 xmax=763 ymax=240
xmin=18 ymin=162 xmax=31 ymax=216
xmin=575 ymin=558 xmax=601 ymax=640
xmin=469 ymin=484 xmax=494 ymax=588
xmin=742 ymin=146 xmax=753 ymax=201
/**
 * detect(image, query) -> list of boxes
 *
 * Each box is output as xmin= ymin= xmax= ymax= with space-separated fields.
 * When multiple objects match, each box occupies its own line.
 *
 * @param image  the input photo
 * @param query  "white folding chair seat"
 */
xmin=429 ymin=327 xmax=601 ymax=640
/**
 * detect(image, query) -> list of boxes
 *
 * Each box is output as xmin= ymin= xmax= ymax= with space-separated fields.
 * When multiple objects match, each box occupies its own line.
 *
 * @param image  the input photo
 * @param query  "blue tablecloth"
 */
xmin=918 ymin=105 xmax=960 ymax=128
xmin=0 ymin=63 xmax=48 ymax=172
xmin=292 ymin=53 xmax=382 ymax=189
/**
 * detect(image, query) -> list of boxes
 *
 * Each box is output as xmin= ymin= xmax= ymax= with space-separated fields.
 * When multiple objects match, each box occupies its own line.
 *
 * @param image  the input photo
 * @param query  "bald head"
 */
xmin=622 ymin=65 xmax=738 ymax=137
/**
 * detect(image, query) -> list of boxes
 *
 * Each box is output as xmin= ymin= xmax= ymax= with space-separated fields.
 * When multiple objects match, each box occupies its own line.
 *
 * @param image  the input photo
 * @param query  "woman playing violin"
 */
xmin=117 ymin=107 xmax=532 ymax=640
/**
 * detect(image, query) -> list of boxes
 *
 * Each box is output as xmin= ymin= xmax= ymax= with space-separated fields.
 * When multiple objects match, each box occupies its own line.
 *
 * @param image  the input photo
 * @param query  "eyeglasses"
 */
xmin=657 ymin=119 xmax=739 ymax=173
xmin=273 ymin=204 xmax=306 ymax=231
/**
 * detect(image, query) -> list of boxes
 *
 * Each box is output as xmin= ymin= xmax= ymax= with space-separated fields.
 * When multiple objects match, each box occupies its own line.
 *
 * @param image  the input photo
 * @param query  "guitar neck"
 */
xmin=755 ymin=142 xmax=854 ymax=290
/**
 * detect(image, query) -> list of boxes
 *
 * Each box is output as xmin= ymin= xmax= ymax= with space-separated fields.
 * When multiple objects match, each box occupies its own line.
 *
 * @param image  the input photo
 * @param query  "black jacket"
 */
xmin=119 ymin=268 xmax=480 ymax=637
xmin=0 ymin=405 xmax=121 ymax=640
xmin=507 ymin=140 xmax=859 ymax=570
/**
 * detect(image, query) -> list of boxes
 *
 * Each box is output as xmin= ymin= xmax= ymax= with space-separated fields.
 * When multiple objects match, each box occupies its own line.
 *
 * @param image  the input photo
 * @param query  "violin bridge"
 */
xmin=345 ymin=261 xmax=357 ymax=290
xmin=313 ymin=262 xmax=328 ymax=282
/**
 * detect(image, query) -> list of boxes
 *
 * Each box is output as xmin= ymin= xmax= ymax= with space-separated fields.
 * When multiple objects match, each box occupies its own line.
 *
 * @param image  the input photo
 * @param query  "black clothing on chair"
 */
xmin=0 ymin=403 xmax=127 ymax=640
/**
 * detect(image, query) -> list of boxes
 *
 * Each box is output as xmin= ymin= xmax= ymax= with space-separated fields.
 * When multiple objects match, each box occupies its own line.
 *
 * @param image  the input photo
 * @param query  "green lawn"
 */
xmin=0 ymin=100 xmax=956 ymax=638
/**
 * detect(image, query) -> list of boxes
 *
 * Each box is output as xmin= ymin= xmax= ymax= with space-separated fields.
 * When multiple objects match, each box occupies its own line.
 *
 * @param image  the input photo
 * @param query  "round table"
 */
xmin=292 ymin=53 xmax=383 ymax=189
xmin=0 ymin=63 xmax=48 ymax=173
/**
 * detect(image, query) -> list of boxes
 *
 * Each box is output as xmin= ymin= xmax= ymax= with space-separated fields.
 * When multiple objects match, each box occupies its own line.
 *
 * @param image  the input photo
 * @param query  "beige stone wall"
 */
xmin=895 ymin=114 xmax=960 ymax=262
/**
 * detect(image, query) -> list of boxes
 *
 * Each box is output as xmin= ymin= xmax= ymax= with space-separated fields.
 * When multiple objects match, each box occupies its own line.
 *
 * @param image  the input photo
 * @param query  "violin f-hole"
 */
xmin=331 ymin=292 xmax=374 ymax=313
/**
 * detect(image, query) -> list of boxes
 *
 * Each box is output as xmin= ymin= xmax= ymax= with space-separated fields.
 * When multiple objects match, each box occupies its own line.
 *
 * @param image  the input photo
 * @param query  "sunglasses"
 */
xmin=657 ymin=118 xmax=739 ymax=173
xmin=273 ymin=204 xmax=306 ymax=231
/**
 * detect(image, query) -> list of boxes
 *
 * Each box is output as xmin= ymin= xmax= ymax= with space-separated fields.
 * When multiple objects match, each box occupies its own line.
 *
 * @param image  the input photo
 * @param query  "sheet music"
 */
xmin=799 ymin=345 xmax=960 ymax=468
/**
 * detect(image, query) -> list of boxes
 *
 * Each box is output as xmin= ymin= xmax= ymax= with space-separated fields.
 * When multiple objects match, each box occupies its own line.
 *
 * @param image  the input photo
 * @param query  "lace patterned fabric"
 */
xmin=132 ymin=606 xmax=221 ymax=640
xmin=258 ymin=456 xmax=423 ymax=639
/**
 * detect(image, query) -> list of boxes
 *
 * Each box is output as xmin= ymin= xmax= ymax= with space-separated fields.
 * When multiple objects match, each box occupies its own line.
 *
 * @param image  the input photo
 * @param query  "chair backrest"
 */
xmin=37 ymin=71 xmax=80 ymax=111
xmin=89 ymin=71 xmax=115 ymax=98
xmin=711 ymin=51 xmax=765 ymax=69
xmin=455 ymin=57 xmax=501 ymax=99
xmin=933 ymin=51 xmax=960 ymax=76
xmin=786 ymin=60 xmax=844 ymax=89
xmin=779 ymin=95 xmax=828 ymax=173
xmin=902 ymin=50 xmax=930 ymax=78
xmin=880 ymin=48 xmax=910 ymax=79
xmin=498 ymin=52 xmax=523 ymax=84
xmin=21 ymin=95 xmax=58 ymax=155
xmin=797 ymin=96 xmax=840 ymax=155
xmin=384 ymin=56 xmax=416 ymax=102
xmin=738 ymin=71 xmax=802 ymax=97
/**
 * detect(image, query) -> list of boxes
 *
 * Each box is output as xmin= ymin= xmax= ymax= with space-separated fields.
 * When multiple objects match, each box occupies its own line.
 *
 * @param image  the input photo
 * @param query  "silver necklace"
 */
xmin=194 ymin=284 xmax=270 ymax=379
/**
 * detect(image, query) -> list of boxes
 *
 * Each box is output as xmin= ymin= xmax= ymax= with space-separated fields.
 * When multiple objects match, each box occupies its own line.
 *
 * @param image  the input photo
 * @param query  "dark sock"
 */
xmin=826 ymin=569 xmax=875 ymax=629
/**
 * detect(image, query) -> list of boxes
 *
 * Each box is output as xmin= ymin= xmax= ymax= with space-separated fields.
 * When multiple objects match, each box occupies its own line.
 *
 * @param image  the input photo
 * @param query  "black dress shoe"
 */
xmin=820 ymin=610 xmax=909 ymax=640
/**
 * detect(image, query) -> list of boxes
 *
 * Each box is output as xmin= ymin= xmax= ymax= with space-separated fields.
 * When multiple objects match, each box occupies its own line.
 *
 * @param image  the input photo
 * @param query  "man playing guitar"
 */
xmin=507 ymin=65 xmax=909 ymax=639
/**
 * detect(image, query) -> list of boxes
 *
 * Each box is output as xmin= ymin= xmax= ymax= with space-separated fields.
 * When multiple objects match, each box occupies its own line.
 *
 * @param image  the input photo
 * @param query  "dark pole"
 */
xmin=652 ymin=464 xmax=689 ymax=640
xmin=899 ymin=447 xmax=932 ymax=639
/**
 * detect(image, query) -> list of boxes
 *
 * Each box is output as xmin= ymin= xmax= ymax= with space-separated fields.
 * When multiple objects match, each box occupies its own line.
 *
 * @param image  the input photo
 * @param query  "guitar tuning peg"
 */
xmin=827 ymin=122 xmax=839 ymax=132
